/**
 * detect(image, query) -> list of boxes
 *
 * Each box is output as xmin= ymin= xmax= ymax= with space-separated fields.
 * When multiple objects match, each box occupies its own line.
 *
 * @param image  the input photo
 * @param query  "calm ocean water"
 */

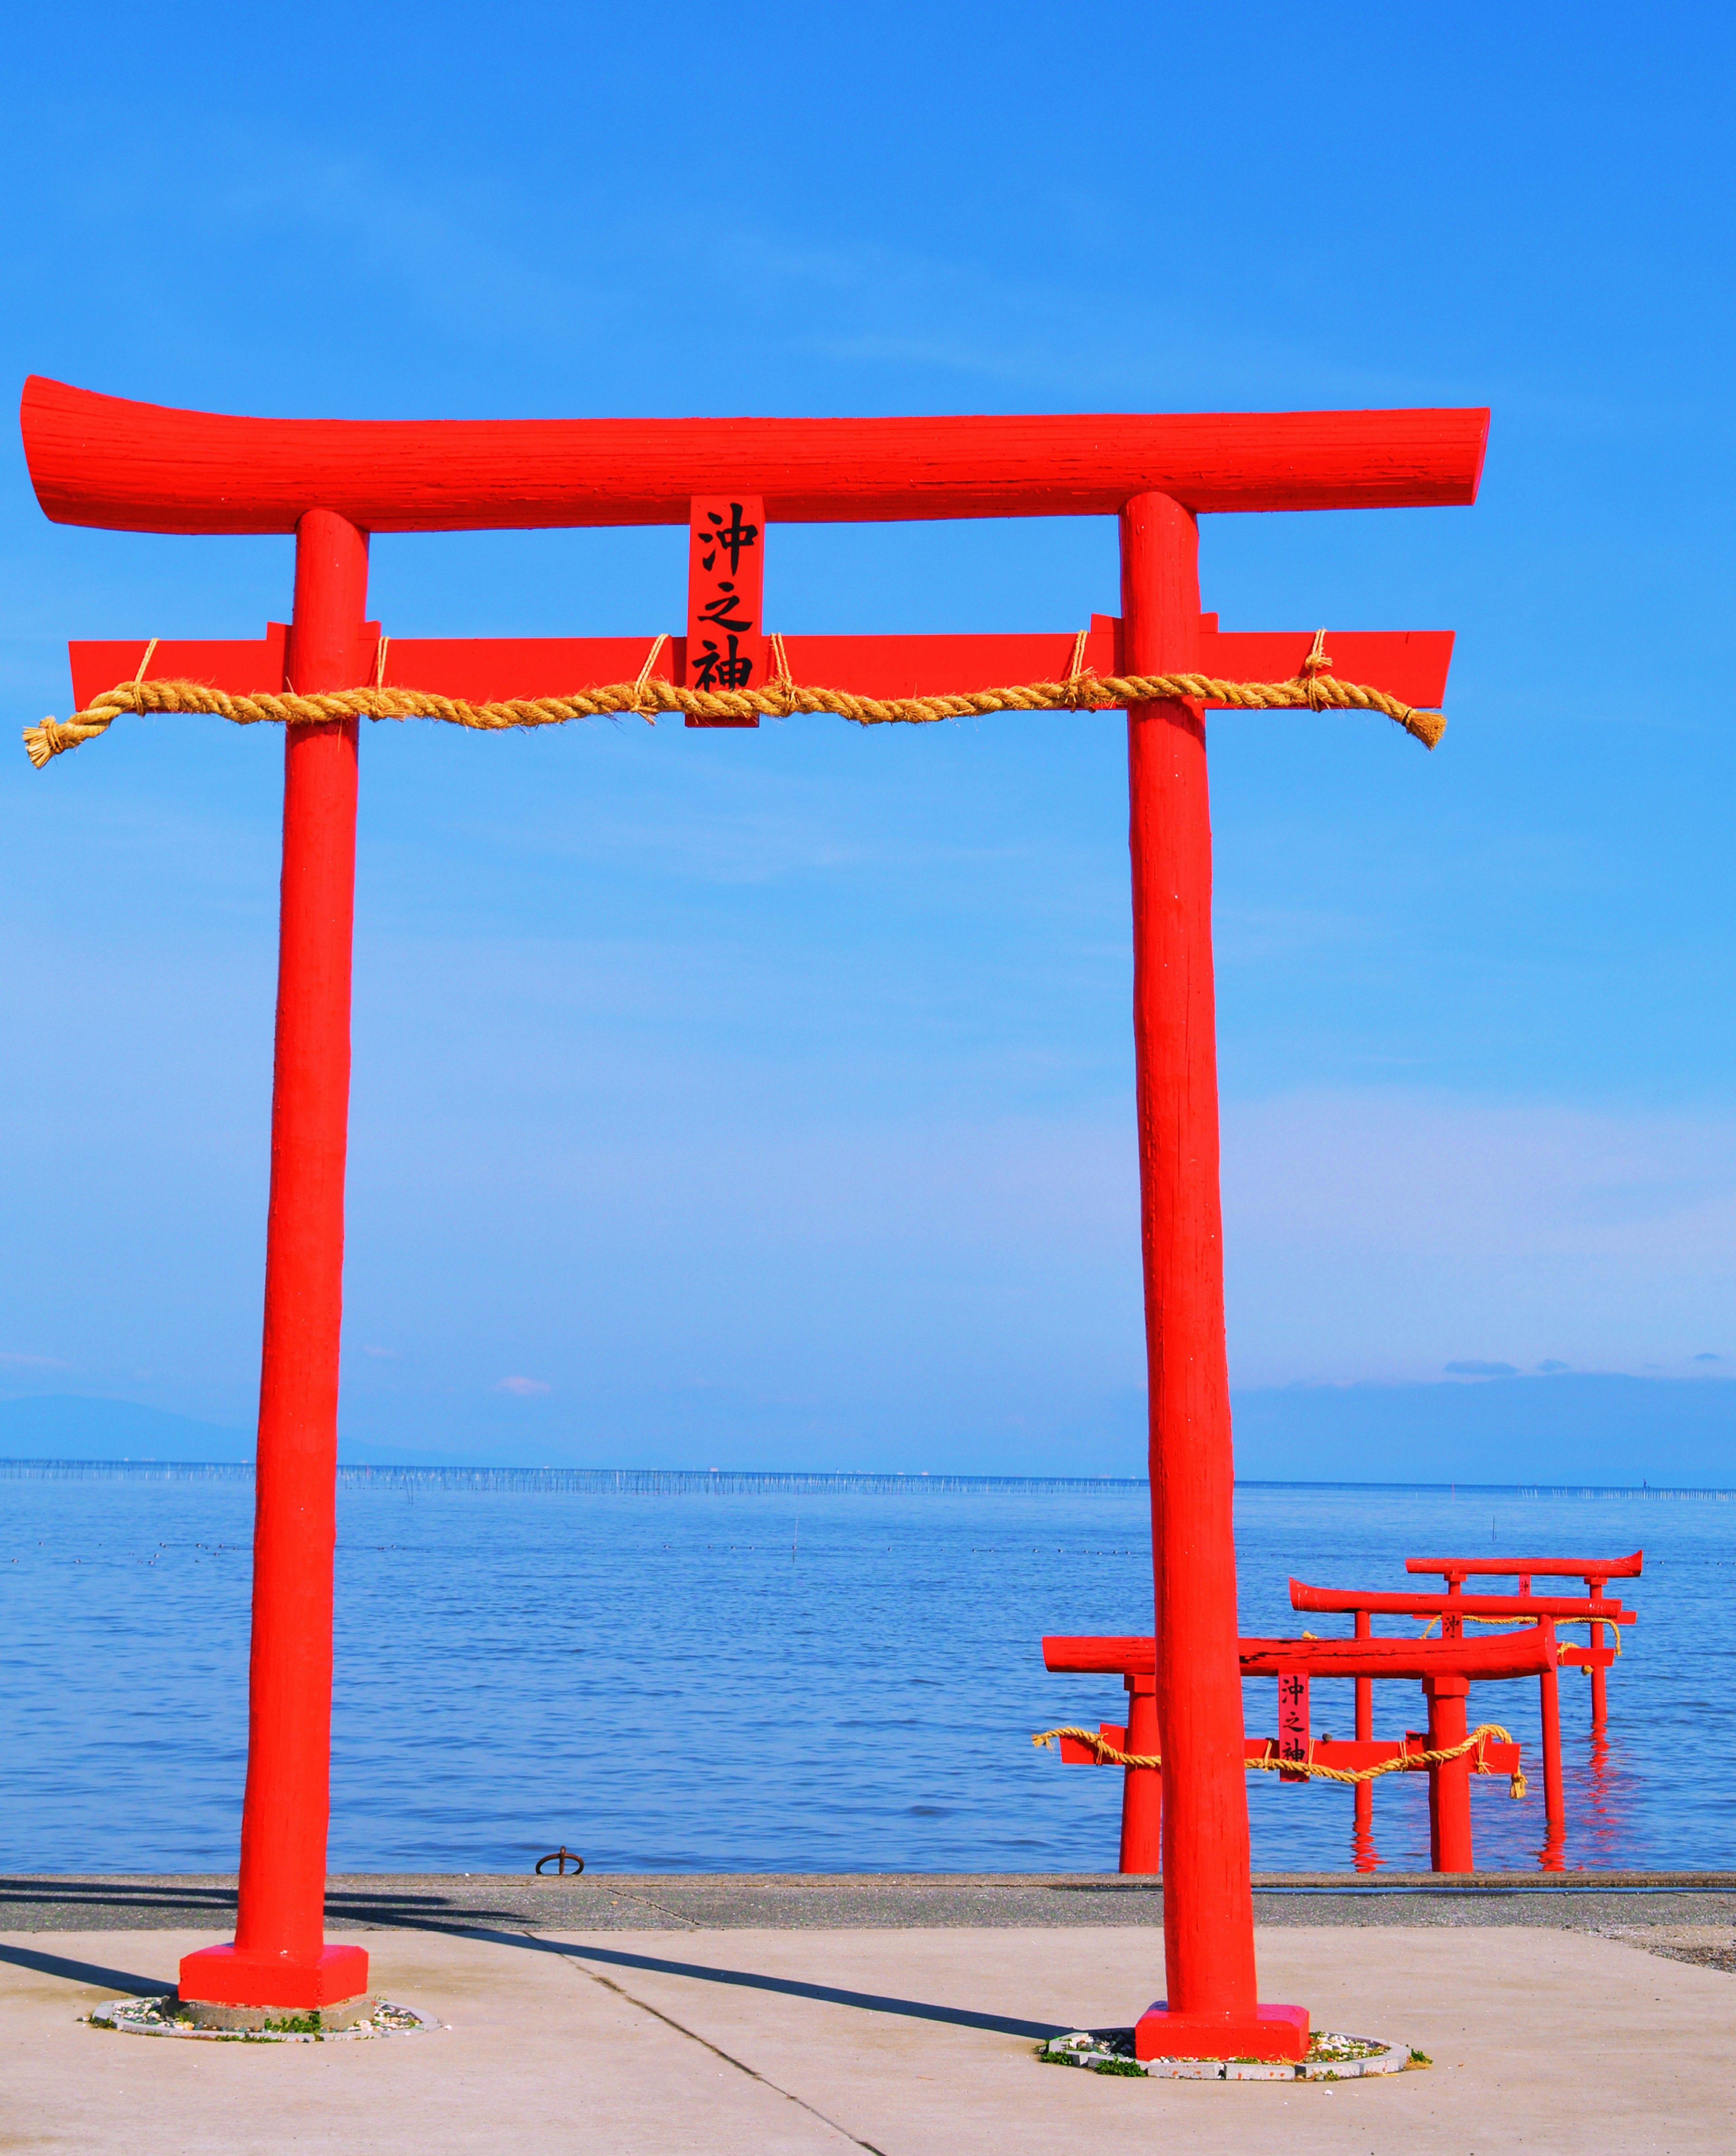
xmin=1 ymin=1468 xmax=1729 ymax=1875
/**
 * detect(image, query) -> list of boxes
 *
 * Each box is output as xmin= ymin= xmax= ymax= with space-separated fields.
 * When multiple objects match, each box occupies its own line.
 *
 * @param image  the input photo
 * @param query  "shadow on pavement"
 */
xmin=456 ymin=1924 xmax=1066 ymax=2039
xmin=0 ymin=1940 xmax=173 ymax=1995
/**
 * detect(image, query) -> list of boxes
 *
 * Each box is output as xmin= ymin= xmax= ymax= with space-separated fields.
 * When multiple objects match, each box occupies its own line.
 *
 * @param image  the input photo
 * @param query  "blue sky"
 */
xmin=2 ymin=2 xmax=1732 ymax=1472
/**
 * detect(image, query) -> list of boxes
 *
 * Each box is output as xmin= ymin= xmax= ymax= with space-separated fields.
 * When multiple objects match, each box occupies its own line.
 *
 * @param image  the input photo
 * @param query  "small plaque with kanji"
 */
xmin=1277 ymin=1668 xmax=1310 ymax=1782
xmin=685 ymin=495 xmax=764 ymax=724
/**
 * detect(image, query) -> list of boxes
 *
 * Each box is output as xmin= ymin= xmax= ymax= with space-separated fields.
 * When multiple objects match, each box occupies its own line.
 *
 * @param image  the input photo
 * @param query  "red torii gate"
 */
xmin=1043 ymin=1625 xmax=1544 ymax=1880
xmin=1407 ymin=1551 xmax=1642 ymax=1731
xmin=20 ymin=376 xmax=1485 ymax=2057
xmin=1289 ymin=1576 xmax=1640 ymax=1859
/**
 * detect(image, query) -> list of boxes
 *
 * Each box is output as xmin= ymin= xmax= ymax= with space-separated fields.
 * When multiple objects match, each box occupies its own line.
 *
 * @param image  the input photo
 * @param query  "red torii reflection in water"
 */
xmin=20 ymin=377 xmax=1487 ymax=2060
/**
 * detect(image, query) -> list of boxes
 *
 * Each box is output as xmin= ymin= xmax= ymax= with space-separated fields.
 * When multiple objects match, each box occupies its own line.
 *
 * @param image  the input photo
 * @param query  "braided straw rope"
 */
xmin=1033 ymin=1722 xmax=1527 ymax=1799
xmin=1415 ymin=1613 xmax=1623 ymax=1659
xmin=22 ymin=628 xmax=1445 ymax=768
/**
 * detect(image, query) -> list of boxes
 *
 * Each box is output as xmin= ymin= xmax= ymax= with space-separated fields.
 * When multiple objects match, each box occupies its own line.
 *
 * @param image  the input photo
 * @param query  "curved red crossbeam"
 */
xmin=20 ymin=376 xmax=1490 ymax=535
xmin=1235 ymin=1629 xmax=1554 ymax=1680
xmin=1042 ymin=1627 xmax=1556 ymax=1680
xmin=1406 ymin=1550 xmax=1642 ymax=1583
xmin=1288 ymin=1580 xmax=1636 ymax=1624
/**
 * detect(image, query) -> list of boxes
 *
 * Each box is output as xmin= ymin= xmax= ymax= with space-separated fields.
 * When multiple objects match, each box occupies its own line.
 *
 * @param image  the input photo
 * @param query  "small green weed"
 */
xmin=261 ymin=2010 xmax=326 ymax=2036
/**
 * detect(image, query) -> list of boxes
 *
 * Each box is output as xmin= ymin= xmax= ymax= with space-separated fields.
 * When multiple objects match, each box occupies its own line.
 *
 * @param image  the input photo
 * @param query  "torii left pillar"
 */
xmin=179 ymin=510 xmax=373 ymax=2011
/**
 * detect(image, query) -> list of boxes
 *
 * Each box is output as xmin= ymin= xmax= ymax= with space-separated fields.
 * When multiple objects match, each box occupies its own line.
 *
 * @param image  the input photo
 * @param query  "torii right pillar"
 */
xmin=1123 ymin=491 xmax=1303 ymax=2060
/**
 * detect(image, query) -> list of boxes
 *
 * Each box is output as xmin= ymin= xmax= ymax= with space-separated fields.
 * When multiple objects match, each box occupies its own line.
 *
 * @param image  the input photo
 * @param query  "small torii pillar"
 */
xmin=20 ymin=378 xmax=1486 ymax=2048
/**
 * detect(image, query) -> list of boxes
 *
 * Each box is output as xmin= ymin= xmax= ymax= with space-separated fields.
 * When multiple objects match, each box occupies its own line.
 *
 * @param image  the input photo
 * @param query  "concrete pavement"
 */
xmin=3 ymin=1920 xmax=1731 ymax=2153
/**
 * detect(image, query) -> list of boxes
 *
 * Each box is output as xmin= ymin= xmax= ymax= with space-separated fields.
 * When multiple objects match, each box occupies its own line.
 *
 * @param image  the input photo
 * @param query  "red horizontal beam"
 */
xmin=24 ymin=377 xmax=1490 ymax=537
xmin=66 ymin=622 xmax=1454 ymax=715
xmin=1246 ymin=1737 xmax=1523 ymax=1777
xmin=1041 ymin=1629 xmax=1556 ymax=1681
xmin=1289 ymin=1580 xmax=1636 ymax=1622
xmin=1043 ymin=1635 xmax=1159 ymax=1674
xmin=1284 ymin=1740 xmax=1405 ymax=1773
xmin=1406 ymin=1552 xmax=1642 ymax=1581
xmin=1249 ymin=1633 xmax=1554 ymax=1680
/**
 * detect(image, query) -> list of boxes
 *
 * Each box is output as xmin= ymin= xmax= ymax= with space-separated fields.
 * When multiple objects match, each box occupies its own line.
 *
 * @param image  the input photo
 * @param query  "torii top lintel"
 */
xmin=22 ymin=377 xmax=1488 ymax=537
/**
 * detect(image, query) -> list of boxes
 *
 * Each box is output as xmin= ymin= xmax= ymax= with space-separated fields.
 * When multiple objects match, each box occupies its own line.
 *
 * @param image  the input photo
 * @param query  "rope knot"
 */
xmin=1298 ymin=628 xmax=1334 ymax=709
xmin=765 ymin=632 xmax=802 ymax=717
xmin=23 ymin=718 xmax=69 ymax=768
xmin=1059 ymin=628 xmax=1098 ymax=708
xmin=628 ymin=633 xmax=669 ymax=723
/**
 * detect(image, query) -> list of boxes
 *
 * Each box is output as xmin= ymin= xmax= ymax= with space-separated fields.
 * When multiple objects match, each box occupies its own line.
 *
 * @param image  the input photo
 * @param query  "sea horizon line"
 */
xmin=0 ymin=1459 xmax=1730 ymax=1500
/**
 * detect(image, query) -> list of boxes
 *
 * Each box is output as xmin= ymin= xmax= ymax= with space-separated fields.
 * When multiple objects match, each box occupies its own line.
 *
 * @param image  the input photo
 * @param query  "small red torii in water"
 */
xmin=20 ymin=377 xmax=1486 ymax=2058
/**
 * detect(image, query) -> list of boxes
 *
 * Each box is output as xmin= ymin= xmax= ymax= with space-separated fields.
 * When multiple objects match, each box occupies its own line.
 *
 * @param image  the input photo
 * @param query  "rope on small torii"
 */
xmin=1413 ymin=1613 xmax=1623 ymax=1659
xmin=21 ymin=628 xmax=1446 ymax=768
xmin=1032 ymin=1721 xmax=1528 ymax=1799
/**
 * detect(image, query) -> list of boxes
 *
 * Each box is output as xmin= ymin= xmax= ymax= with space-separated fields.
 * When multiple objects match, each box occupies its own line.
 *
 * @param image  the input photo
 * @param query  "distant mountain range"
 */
xmin=0 ymin=1396 xmax=252 ymax=1462
xmin=0 ymin=1396 xmax=457 ymax=1467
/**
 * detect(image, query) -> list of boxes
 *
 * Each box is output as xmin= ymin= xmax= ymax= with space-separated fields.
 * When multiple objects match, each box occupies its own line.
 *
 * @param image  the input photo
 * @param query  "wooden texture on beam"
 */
xmin=24 ymin=377 xmax=1490 ymax=536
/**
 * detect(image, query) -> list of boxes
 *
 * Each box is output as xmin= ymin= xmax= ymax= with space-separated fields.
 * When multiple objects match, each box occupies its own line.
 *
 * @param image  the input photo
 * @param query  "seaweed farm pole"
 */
xmin=1122 ymin=492 xmax=1304 ymax=2060
xmin=179 ymin=510 xmax=372 ymax=2014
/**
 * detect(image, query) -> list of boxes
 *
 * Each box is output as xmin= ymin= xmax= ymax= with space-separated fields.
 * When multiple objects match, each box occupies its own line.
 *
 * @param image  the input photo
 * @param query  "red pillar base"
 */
xmin=178 ymin=1942 xmax=369 ymax=2010
xmin=1134 ymin=2001 xmax=1309 ymax=2063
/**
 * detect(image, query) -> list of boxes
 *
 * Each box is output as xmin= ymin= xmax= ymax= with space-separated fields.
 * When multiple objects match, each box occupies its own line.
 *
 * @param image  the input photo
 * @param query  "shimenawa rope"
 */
xmin=1033 ymin=1722 xmax=1527 ymax=1800
xmin=1414 ymin=1613 xmax=1623 ymax=1660
xmin=22 ymin=627 xmax=1446 ymax=767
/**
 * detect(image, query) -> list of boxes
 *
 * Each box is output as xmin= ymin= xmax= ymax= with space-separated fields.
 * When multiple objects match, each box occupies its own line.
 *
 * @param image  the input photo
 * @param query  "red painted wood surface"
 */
xmin=1409 ymin=1552 xmax=1640 ymax=1732
xmin=1406 ymin=1552 xmax=1642 ymax=1583
xmin=1270 ymin=1738 xmax=1397 ymax=1774
xmin=1044 ymin=1627 xmax=1534 ymax=1878
xmin=1122 ymin=489 xmax=1277 ymax=2044
xmin=66 ymin=623 xmax=1455 ymax=715
xmin=1424 ymin=1676 xmax=1475 ymax=1871
xmin=1276 ymin=1669 xmax=1310 ymax=1783
xmin=1292 ymin=1581 xmax=1595 ymax=1854
xmin=1244 ymin=1736 xmax=1522 ymax=1779
xmin=1120 ymin=1679 xmax=1163 ymax=1875
xmin=1061 ymin=1731 xmax=1524 ymax=1779
xmin=1589 ymin=1617 xmax=1611 ymax=1731
xmin=1136 ymin=2002 xmax=1310 ymax=2067
xmin=1353 ymin=1608 xmax=1374 ymax=1851
xmin=1557 ymin=1645 xmax=1618 ymax=1670
xmin=380 ymin=636 xmax=672 ymax=704
xmin=1043 ymin=1628 xmax=1556 ymax=1681
xmin=1289 ymin=1582 xmax=1637 ymax=1624
xmin=23 ymin=377 xmax=1490 ymax=535
xmin=1050 ymin=1679 xmax=1160 ymax=1876
xmin=1239 ymin=1631 xmax=1556 ymax=1680
xmin=1057 ymin=1724 xmax=1129 ymax=1765
xmin=684 ymin=495 xmax=764 ymax=720
xmin=177 ymin=509 xmax=372 ymax=2014
xmin=1539 ymin=1654 xmax=1566 ymax=1864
